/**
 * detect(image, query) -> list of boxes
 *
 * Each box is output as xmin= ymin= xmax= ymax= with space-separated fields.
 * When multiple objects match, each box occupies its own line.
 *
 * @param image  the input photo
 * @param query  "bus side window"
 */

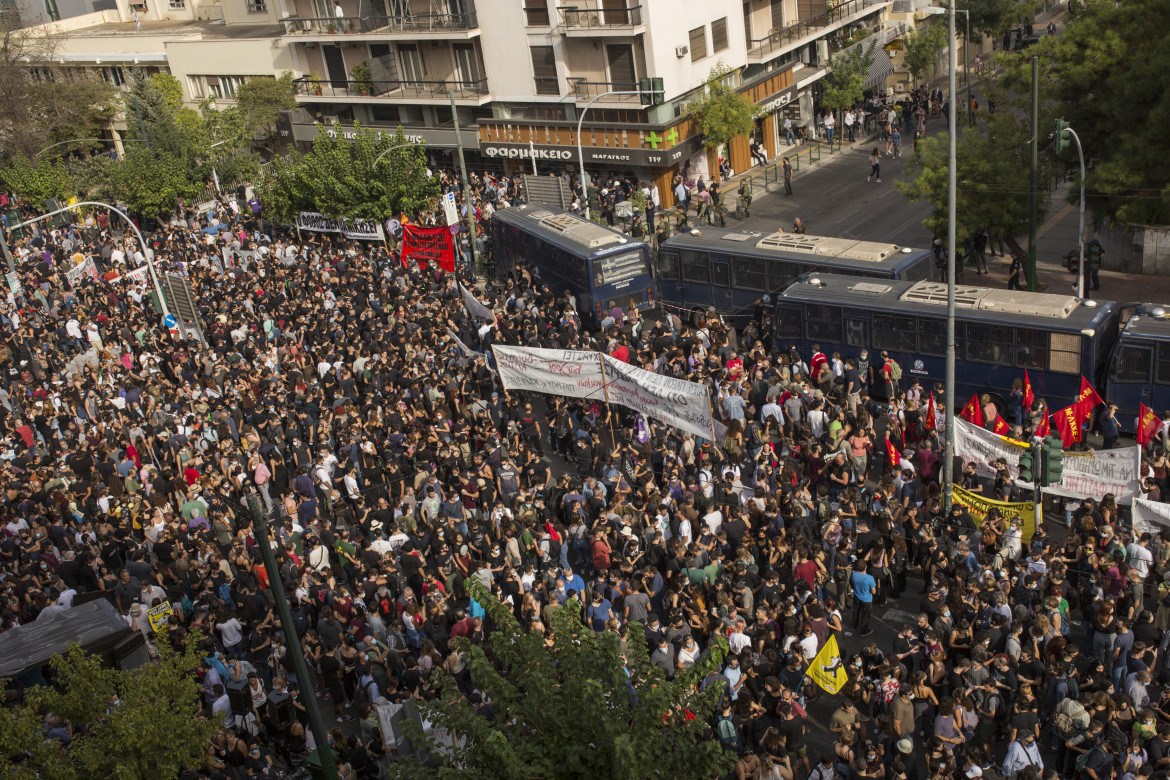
xmin=1014 ymin=328 xmax=1047 ymax=370
xmin=774 ymin=304 xmax=803 ymax=338
xmin=711 ymin=260 xmax=730 ymax=287
xmin=1157 ymin=343 xmax=1170 ymax=384
xmin=1049 ymin=332 xmax=1081 ymax=374
xmin=658 ymin=250 xmax=680 ymax=280
xmin=681 ymin=250 xmax=709 ymax=283
xmin=1114 ymin=344 xmax=1152 ymax=382
xmin=965 ymin=323 xmax=1011 ymax=364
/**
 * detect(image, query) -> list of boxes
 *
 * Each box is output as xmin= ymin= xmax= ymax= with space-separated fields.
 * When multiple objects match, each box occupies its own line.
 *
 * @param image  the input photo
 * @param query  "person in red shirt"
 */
xmin=809 ymin=345 xmax=827 ymax=379
xmin=793 ymin=549 xmax=820 ymax=590
xmin=726 ymin=352 xmax=743 ymax=380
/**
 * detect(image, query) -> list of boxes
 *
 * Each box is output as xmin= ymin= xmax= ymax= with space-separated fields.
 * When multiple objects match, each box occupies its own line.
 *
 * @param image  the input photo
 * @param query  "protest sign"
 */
xmin=296 ymin=211 xmax=386 ymax=241
xmin=66 ymin=257 xmax=99 ymax=286
xmin=460 ymin=283 xmax=494 ymax=323
xmin=952 ymin=484 xmax=1037 ymax=543
xmin=954 ymin=417 xmax=1028 ymax=479
xmin=601 ymin=354 xmax=714 ymax=442
xmin=492 ymin=345 xmax=607 ymax=401
xmin=1045 ymin=446 xmax=1141 ymax=505
xmin=402 ymin=224 xmax=456 ymax=272
xmin=1133 ymin=497 xmax=1170 ymax=534
xmin=147 ymin=601 xmax=175 ymax=633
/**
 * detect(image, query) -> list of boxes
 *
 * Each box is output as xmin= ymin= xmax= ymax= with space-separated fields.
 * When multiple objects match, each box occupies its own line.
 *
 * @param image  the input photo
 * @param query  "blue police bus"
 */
xmin=773 ymin=275 xmax=1121 ymax=410
xmin=1106 ymin=304 xmax=1170 ymax=425
xmin=491 ymin=206 xmax=654 ymax=328
xmin=655 ymin=227 xmax=935 ymax=325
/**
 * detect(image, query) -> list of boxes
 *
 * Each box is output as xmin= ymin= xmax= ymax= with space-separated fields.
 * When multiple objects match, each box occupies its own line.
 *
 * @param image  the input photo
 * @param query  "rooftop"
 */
xmin=61 ymin=18 xmax=284 ymax=40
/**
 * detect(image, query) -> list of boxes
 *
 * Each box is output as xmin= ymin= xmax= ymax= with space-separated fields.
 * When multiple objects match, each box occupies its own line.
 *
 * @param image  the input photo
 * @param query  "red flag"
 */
xmin=924 ymin=393 xmax=936 ymax=431
xmin=1022 ymin=371 xmax=1035 ymax=411
xmin=401 ymin=224 xmax=457 ymax=273
xmin=1052 ymin=404 xmax=1084 ymax=448
xmin=1034 ymin=403 xmax=1050 ymax=438
xmin=992 ymin=415 xmax=1011 ymax=435
xmin=1076 ymin=377 xmax=1104 ymax=417
xmin=1138 ymin=403 xmax=1164 ymax=446
xmin=959 ymin=394 xmax=984 ymax=427
xmin=885 ymin=435 xmax=901 ymax=469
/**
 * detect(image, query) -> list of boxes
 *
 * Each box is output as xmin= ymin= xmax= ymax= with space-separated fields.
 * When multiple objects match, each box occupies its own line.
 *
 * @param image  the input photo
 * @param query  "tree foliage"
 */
xmin=150 ymin=72 xmax=184 ymax=111
xmin=896 ymin=84 xmax=1055 ymax=243
xmin=0 ymin=154 xmax=70 ymax=204
xmin=232 ymin=72 xmax=298 ymax=153
xmin=394 ymin=579 xmax=734 ymax=780
xmin=821 ymin=41 xmax=877 ymax=115
xmin=959 ymin=0 xmax=1040 ymax=41
xmin=997 ymin=0 xmax=1170 ymax=225
xmin=688 ymin=63 xmax=760 ymax=151
xmin=902 ymin=20 xmax=946 ymax=89
xmin=257 ymin=122 xmax=438 ymax=221
xmin=0 ymin=632 xmax=218 ymax=780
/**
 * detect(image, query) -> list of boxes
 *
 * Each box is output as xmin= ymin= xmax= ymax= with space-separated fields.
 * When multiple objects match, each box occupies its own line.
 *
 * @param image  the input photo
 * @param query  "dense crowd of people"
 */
xmin=0 ymin=182 xmax=1168 ymax=780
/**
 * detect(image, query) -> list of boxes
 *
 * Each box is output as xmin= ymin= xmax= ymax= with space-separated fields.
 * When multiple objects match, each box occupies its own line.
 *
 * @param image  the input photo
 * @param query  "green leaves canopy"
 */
xmin=393 ymin=579 xmax=735 ymax=780
xmin=820 ymin=41 xmax=877 ymax=115
xmin=0 ymin=154 xmax=70 ymax=204
xmin=0 ymin=633 xmax=218 ymax=780
xmin=902 ymin=21 xmax=947 ymax=89
xmin=257 ymin=121 xmax=438 ymax=222
xmin=688 ymin=64 xmax=760 ymax=151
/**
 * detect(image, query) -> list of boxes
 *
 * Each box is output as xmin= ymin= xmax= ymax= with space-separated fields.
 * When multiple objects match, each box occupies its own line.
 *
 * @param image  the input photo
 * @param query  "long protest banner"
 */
xmin=296 ymin=211 xmax=386 ymax=242
xmin=491 ymin=345 xmax=716 ymax=441
xmin=952 ymin=484 xmax=1037 ymax=543
xmin=1044 ymin=446 xmax=1141 ymax=505
xmin=1133 ymin=497 xmax=1170 ymax=534
xmin=954 ymin=417 xmax=1028 ymax=480
xmin=460 ymin=283 xmax=494 ymax=323
xmin=401 ymin=224 xmax=456 ymax=272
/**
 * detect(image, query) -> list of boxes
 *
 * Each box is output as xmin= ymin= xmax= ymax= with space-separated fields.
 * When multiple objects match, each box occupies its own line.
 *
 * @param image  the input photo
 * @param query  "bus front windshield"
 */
xmin=592 ymin=251 xmax=649 ymax=288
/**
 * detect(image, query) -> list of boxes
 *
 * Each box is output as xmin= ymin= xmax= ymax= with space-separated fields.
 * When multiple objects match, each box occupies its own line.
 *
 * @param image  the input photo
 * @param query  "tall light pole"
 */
xmin=1057 ymin=125 xmax=1088 ymax=299
xmin=923 ymin=7 xmax=970 ymax=124
xmin=12 ymin=201 xmax=172 ymax=325
xmin=35 ymin=138 xmax=145 ymax=159
xmin=577 ymin=90 xmax=641 ymax=218
xmin=943 ymin=0 xmax=958 ymax=512
xmin=372 ymin=141 xmax=421 ymax=168
xmin=449 ymin=90 xmax=481 ymax=275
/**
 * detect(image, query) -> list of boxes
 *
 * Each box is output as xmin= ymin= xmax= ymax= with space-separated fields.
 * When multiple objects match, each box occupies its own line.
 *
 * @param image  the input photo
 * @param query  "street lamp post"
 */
xmin=577 ymin=90 xmax=641 ymax=218
xmin=923 ymin=7 xmax=970 ymax=124
xmin=943 ymin=0 xmax=958 ymax=513
xmin=1066 ymin=128 xmax=1087 ymax=299
xmin=35 ymin=138 xmax=145 ymax=159
xmin=10 ymin=201 xmax=172 ymax=326
xmin=372 ymin=141 xmax=422 ymax=168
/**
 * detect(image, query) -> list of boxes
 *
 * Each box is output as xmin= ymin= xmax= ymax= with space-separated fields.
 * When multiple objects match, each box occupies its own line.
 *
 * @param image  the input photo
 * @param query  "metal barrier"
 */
xmin=762 ymin=165 xmax=776 ymax=188
xmin=808 ymin=144 xmax=821 ymax=165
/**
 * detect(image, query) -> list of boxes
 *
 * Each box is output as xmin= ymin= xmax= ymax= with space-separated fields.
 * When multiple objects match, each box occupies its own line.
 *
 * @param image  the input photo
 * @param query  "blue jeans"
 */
xmin=785 ymin=129 xmax=796 ymax=145
xmin=826 ymin=127 xmax=835 ymax=146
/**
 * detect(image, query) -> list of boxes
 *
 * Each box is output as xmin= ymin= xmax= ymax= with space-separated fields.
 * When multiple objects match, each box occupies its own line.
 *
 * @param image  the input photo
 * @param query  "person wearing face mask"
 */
xmin=890 ymin=685 xmax=916 ymax=744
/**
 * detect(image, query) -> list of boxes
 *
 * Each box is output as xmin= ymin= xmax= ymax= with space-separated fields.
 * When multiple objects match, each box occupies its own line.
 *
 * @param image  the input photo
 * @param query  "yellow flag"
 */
xmin=951 ymin=484 xmax=1037 ymax=543
xmin=807 ymin=634 xmax=848 ymax=695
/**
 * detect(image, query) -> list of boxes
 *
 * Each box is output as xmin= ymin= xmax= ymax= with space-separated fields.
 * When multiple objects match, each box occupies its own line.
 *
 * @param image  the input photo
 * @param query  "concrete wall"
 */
xmin=1100 ymin=226 xmax=1170 ymax=277
xmin=641 ymin=0 xmax=750 ymax=100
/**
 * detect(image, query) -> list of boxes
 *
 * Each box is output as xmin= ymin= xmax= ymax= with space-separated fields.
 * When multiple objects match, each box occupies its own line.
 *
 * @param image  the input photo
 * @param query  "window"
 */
xmin=1157 ymin=343 xmax=1170 ymax=385
xmin=220 ymin=76 xmax=245 ymax=98
xmin=524 ymin=0 xmax=549 ymax=25
xmin=774 ymin=304 xmax=802 ymax=338
xmin=873 ymin=314 xmax=915 ymax=352
xmin=592 ymin=251 xmax=649 ymax=287
xmin=371 ymin=104 xmax=401 ymax=123
xmin=681 ymin=250 xmax=710 ymax=283
xmin=1050 ymin=332 xmax=1081 ymax=374
xmin=398 ymin=44 xmax=423 ymax=83
xmin=711 ymin=17 xmax=729 ymax=53
xmin=845 ymin=317 xmax=868 ymax=348
xmin=732 ymin=257 xmax=766 ymax=291
xmin=169 ymin=0 xmax=185 ymax=8
xmin=246 ymin=1 xmax=268 ymax=10
xmin=1014 ymin=328 xmax=1047 ymax=370
xmin=530 ymin=46 xmax=558 ymax=95
xmin=1115 ymin=344 xmax=1152 ymax=383
xmin=208 ymin=81 xmax=223 ymax=99
xmin=965 ymin=323 xmax=1012 ymax=364
xmin=101 ymin=66 xmax=126 ymax=86
xmin=369 ymin=43 xmax=391 ymax=60
xmin=711 ymin=260 xmax=730 ymax=287
xmin=658 ymin=250 xmax=680 ymax=281
xmin=806 ymin=306 xmax=842 ymax=343
xmin=689 ymin=26 xmax=707 ymax=62
xmin=188 ymin=76 xmax=204 ymax=99
xmin=917 ymin=318 xmax=945 ymax=356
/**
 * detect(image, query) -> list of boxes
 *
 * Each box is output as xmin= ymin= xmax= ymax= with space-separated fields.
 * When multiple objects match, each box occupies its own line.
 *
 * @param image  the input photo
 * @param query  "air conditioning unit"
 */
xmin=675 ymin=45 xmax=688 ymax=58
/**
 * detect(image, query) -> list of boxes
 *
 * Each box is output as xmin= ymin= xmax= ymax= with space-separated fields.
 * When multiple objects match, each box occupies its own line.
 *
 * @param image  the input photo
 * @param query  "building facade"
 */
xmin=29 ymin=0 xmax=937 ymax=199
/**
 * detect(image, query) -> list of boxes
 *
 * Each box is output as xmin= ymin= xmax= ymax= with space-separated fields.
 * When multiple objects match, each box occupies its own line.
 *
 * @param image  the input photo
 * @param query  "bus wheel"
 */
xmin=691 ymin=307 xmax=707 ymax=327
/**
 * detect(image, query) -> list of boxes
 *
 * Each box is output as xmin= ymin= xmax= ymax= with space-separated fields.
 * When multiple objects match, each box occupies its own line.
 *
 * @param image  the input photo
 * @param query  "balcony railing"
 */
xmin=568 ymin=78 xmax=640 ymax=102
xmin=294 ymin=77 xmax=487 ymax=100
xmin=558 ymin=5 xmax=642 ymax=29
xmin=748 ymin=0 xmax=885 ymax=59
xmin=282 ymin=12 xmax=477 ymax=35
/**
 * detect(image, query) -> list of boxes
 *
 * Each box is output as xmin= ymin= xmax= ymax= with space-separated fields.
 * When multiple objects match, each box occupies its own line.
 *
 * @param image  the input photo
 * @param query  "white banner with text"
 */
xmin=1043 ymin=446 xmax=1141 ymax=505
xmin=954 ymin=417 xmax=1028 ymax=480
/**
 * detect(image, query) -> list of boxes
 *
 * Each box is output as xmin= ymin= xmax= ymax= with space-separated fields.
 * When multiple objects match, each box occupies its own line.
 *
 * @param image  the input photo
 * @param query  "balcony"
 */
xmin=746 ymin=0 xmax=890 ymax=64
xmin=568 ymin=78 xmax=641 ymax=103
xmin=281 ymin=12 xmax=479 ymax=40
xmin=557 ymin=4 xmax=644 ymax=36
xmin=293 ymin=77 xmax=489 ymax=103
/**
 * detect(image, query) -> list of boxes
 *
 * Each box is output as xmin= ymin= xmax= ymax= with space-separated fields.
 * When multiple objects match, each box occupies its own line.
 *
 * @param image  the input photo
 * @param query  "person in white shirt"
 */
xmin=1128 ymin=534 xmax=1154 ymax=579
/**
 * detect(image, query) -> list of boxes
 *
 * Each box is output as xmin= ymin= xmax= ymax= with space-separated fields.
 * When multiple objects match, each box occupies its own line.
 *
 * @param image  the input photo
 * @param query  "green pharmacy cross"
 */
xmin=665 ymin=128 xmax=679 ymax=146
xmin=646 ymin=131 xmax=663 ymax=149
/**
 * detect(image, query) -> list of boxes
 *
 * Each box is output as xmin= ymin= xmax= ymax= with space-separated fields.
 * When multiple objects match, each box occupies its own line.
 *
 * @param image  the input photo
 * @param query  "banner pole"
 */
xmin=707 ymin=395 xmax=718 ymax=449
xmin=598 ymin=352 xmax=617 ymax=450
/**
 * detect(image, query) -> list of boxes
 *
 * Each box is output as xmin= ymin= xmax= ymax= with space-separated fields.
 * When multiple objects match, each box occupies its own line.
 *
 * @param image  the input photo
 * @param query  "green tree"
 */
xmin=820 ymin=41 xmax=877 ymax=122
xmin=896 ymin=85 xmax=1054 ymax=245
xmin=150 ymin=71 xmax=184 ymax=111
xmin=996 ymin=0 xmax=1170 ymax=225
xmin=959 ymin=0 xmax=1039 ymax=42
xmin=0 ymin=633 xmax=218 ymax=780
xmin=902 ymin=20 xmax=946 ymax=89
xmin=258 ymin=122 xmax=437 ymax=221
xmin=393 ymin=579 xmax=734 ymax=780
xmin=687 ymin=63 xmax=760 ymax=151
xmin=0 ymin=153 xmax=69 ymax=203
xmin=232 ymin=72 xmax=298 ymax=153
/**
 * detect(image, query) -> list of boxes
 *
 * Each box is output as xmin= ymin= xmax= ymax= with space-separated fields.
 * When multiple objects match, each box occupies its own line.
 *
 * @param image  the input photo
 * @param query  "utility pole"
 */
xmin=247 ymin=496 xmax=339 ymax=780
xmin=1027 ymin=55 xmax=1039 ymax=291
xmin=0 ymin=224 xmax=25 ymax=308
xmin=449 ymin=90 xmax=480 ymax=275
xmin=943 ymin=0 xmax=958 ymax=513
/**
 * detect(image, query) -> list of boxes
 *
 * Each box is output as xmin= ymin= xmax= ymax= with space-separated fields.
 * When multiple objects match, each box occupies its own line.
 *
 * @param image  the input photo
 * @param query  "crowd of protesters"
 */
xmin=0 ymin=179 xmax=1169 ymax=780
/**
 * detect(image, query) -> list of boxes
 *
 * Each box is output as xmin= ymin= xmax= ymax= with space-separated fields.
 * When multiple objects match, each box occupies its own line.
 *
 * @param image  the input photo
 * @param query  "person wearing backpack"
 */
xmin=715 ymin=699 xmax=741 ymax=754
xmin=1078 ymin=738 xmax=1120 ymax=780
xmin=880 ymin=351 xmax=901 ymax=399
xmin=1001 ymin=731 xmax=1044 ymax=777
xmin=1051 ymin=695 xmax=1090 ymax=752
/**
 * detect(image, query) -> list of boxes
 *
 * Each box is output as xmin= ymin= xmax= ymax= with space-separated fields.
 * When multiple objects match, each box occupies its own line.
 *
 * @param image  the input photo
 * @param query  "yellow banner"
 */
xmin=807 ymin=634 xmax=848 ymax=695
xmin=952 ymin=484 xmax=1036 ymax=543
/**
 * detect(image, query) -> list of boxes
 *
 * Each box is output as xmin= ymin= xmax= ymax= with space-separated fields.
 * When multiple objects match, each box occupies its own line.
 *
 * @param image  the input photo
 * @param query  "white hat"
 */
xmin=965 ymin=767 xmax=983 ymax=778
xmin=620 ymin=526 xmax=633 ymax=537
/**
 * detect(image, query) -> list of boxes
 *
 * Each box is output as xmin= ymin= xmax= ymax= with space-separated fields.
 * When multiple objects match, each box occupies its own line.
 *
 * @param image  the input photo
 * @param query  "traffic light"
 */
xmin=1052 ymin=118 xmax=1071 ymax=153
xmin=639 ymin=77 xmax=664 ymax=106
xmin=1042 ymin=434 xmax=1065 ymax=486
xmin=1018 ymin=446 xmax=1035 ymax=484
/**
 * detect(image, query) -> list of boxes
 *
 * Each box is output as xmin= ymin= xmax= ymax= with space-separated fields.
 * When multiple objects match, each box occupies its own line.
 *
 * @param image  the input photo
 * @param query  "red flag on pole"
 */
xmin=1076 ymin=376 xmax=1104 ymax=418
xmin=1053 ymin=404 xmax=1085 ymax=448
xmin=924 ymin=393 xmax=936 ymax=431
xmin=1022 ymin=370 xmax=1035 ymax=411
xmin=1034 ymin=403 xmax=1050 ymax=438
xmin=1138 ymin=403 xmax=1164 ymax=446
xmin=992 ymin=415 xmax=1011 ymax=436
xmin=886 ymin=434 xmax=901 ymax=469
xmin=959 ymin=394 xmax=984 ymax=427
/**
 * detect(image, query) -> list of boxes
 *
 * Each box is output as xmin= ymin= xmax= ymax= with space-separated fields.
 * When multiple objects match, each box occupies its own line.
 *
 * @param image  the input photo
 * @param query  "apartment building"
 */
xmin=31 ymin=0 xmax=907 ymax=197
